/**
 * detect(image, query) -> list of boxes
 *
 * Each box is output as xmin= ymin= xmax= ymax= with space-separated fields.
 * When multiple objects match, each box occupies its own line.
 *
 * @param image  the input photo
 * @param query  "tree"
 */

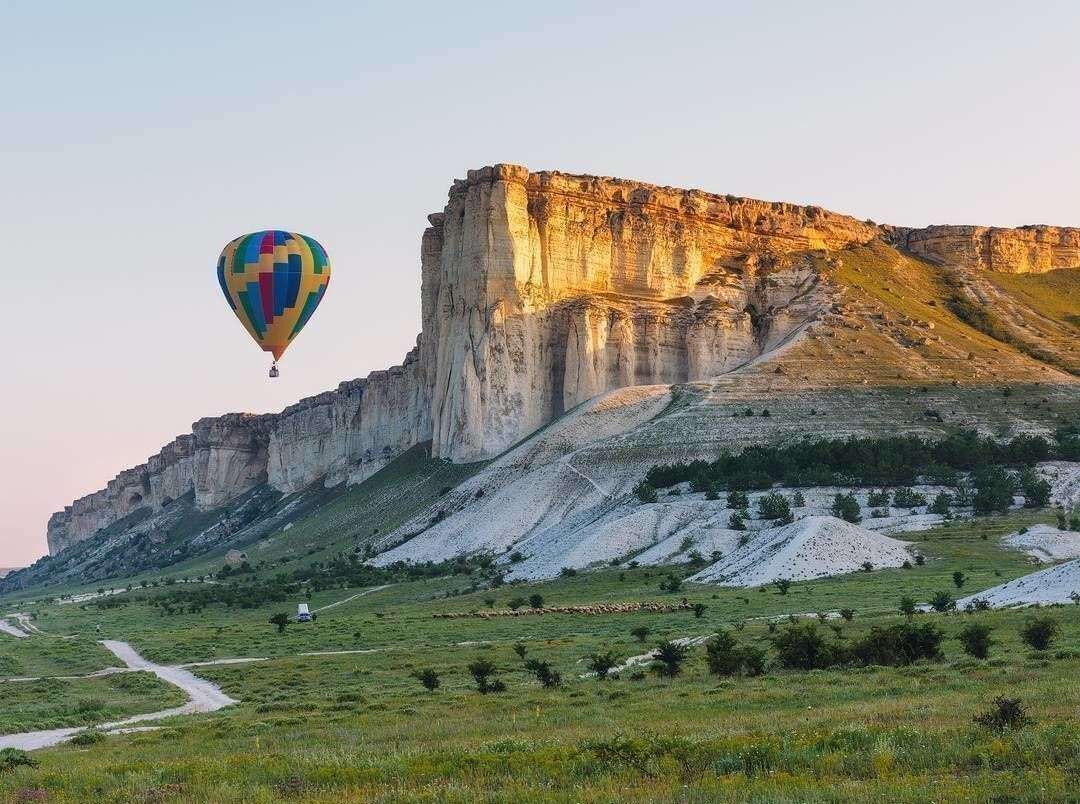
xmin=704 ymin=483 xmax=720 ymax=501
xmin=1019 ymin=467 xmax=1051 ymax=508
xmin=792 ymin=490 xmax=806 ymax=507
xmin=758 ymin=493 xmax=792 ymax=522
xmin=635 ymin=482 xmax=658 ymax=503
xmin=269 ymin=612 xmax=290 ymax=634
xmin=930 ymin=590 xmax=956 ymax=613
xmin=831 ymin=493 xmax=861 ymax=523
xmin=692 ymin=602 xmax=707 ymax=619
xmin=868 ymin=489 xmax=890 ymax=507
xmin=930 ymin=493 xmax=953 ymax=516
xmin=952 ymin=571 xmax=967 ymax=589
xmin=659 ymin=574 xmax=682 ymax=593
xmin=507 ymin=597 xmax=527 ymax=611
xmin=957 ymin=623 xmax=994 ymax=659
xmin=528 ymin=594 xmax=544 ymax=609
xmin=513 ymin=642 xmax=528 ymax=660
xmin=1020 ymin=615 xmax=1060 ymax=651
xmin=652 ymin=641 xmax=688 ymax=678
xmin=892 ymin=487 xmax=927 ymax=509
xmin=899 ymin=596 xmax=917 ymax=619
xmin=414 ymin=668 xmax=440 ymax=691
xmin=483 ymin=597 xmax=496 ymax=608
xmin=771 ymin=622 xmax=840 ymax=670
xmin=729 ymin=511 xmax=747 ymax=531
xmin=774 ymin=578 xmax=791 ymax=596
xmin=588 ymin=651 xmax=619 ymax=680
xmin=630 ymin=626 xmax=650 ymax=643
xmin=467 ymin=658 xmax=503 ymax=693
xmin=727 ymin=490 xmax=749 ymax=509
xmin=972 ymin=466 xmax=1017 ymax=514
xmin=705 ymin=630 xmax=765 ymax=677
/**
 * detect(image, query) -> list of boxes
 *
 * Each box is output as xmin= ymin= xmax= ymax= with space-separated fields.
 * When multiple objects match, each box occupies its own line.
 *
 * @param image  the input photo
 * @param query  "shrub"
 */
xmin=771 ymin=622 xmax=842 ymax=670
xmin=892 ymin=487 xmax=927 ymax=508
xmin=523 ymin=659 xmax=562 ymax=688
xmin=692 ymin=602 xmax=707 ymax=619
xmin=269 ymin=612 xmax=290 ymax=634
xmin=861 ymin=561 xmax=873 ymax=573
xmin=528 ymin=594 xmax=544 ymax=609
xmin=839 ymin=608 xmax=855 ymax=621
xmin=849 ymin=622 xmax=944 ymax=666
xmin=513 ymin=642 xmax=528 ymax=660
xmin=729 ymin=511 xmax=747 ymax=531
xmin=930 ymin=591 xmax=956 ymax=612
xmin=964 ymin=597 xmax=991 ymax=612
xmin=831 ymin=493 xmax=862 ymax=523
xmin=630 ymin=626 xmax=650 ymax=643
xmin=957 ymin=623 xmax=994 ymax=659
xmin=705 ymin=631 xmax=766 ymax=676
xmin=774 ymin=578 xmax=791 ymax=596
xmin=0 ymin=748 xmax=37 ymax=774
xmin=868 ymin=489 xmax=890 ymax=507
xmin=930 ymin=493 xmax=953 ymax=516
xmin=588 ymin=651 xmax=620 ymax=679
xmin=559 ymin=567 xmax=578 ymax=578
xmin=507 ymin=597 xmax=527 ymax=611
xmin=899 ymin=595 xmax=918 ymax=618
xmin=915 ymin=554 xmax=926 ymax=566
xmin=758 ymin=493 xmax=792 ymax=522
xmin=467 ymin=658 xmax=502 ymax=693
xmin=792 ymin=490 xmax=806 ymax=507
xmin=635 ymin=482 xmax=658 ymax=503
xmin=509 ymin=551 xmax=524 ymax=563
xmin=659 ymin=574 xmax=683 ymax=593
xmin=414 ymin=668 xmax=440 ymax=691
xmin=652 ymin=641 xmax=688 ymax=678
xmin=69 ymin=729 xmax=105 ymax=747
xmin=483 ymin=596 xmax=496 ymax=608
xmin=1020 ymin=615 xmax=1060 ymax=651
xmin=974 ymin=696 xmax=1032 ymax=731
xmin=952 ymin=571 xmax=967 ymax=589
xmin=704 ymin=484 xmax=720 ymax=501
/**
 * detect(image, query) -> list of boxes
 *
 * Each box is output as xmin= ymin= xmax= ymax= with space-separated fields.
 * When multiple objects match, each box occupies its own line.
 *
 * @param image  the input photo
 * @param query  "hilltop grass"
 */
xmin=3 ymin=508 xmax=1080 ymax=801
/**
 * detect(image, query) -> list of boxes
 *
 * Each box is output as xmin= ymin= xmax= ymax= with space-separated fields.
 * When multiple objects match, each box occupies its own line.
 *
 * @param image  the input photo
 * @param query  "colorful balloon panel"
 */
xmin=217 ymin=230 xmax=331 ymax=361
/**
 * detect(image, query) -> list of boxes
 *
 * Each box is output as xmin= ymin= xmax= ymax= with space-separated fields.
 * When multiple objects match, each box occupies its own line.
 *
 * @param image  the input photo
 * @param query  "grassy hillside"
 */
xmin=3 ymin=509 xmax=1080 ymax=801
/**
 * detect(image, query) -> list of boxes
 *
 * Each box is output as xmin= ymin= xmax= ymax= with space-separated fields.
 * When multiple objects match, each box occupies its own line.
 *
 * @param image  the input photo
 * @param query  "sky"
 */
xmin=3 ymin=1 xmax=1080 ymax=566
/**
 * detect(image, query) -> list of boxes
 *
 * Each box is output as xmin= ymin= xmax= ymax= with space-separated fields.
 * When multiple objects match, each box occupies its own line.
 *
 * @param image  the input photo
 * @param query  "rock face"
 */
xmin=45 ymin=164 xmax=1080 ymax=556
xmin=889 ymin=225 xmax=1080 ymax=273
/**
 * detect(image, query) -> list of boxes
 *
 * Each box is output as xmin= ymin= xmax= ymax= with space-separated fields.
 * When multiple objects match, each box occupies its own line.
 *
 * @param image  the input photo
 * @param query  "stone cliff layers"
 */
xmin=46 ymin=165 xmax=1080 ymax=555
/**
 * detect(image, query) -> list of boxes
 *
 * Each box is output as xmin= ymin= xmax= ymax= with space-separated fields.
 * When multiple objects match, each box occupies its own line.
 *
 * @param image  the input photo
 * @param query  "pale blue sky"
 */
xmin=3 ymin=1 xmax=1079 ymax=564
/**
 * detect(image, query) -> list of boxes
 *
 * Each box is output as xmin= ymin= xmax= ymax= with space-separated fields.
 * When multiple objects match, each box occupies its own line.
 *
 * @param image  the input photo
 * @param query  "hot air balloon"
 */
xmin=216 ymin=230 xmax=331 ymax=377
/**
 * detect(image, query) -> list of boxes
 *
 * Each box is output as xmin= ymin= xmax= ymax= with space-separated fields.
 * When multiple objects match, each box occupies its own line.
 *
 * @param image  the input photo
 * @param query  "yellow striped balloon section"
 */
xmin=216 ymin=230 xmax=331 ymax=362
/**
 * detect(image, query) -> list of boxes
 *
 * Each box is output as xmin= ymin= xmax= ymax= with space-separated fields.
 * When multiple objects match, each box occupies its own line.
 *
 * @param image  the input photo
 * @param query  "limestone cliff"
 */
xmin=45 ymin=164 xmax=1080 ymax=556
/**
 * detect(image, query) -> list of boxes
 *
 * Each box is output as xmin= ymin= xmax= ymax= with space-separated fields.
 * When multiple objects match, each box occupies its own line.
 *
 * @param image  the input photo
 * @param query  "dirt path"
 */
xmin=0 ymin=640 xmax=236 ymax=751
xmin=0 ymin=619 xmax=27 ymax=638
xmin=312 ymin=584 xmax=390 ymax=613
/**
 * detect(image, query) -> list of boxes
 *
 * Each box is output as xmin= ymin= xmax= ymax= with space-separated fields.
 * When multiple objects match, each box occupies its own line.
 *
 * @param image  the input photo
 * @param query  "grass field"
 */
xmin=3 ymin=507 xmax=1080 ymax=801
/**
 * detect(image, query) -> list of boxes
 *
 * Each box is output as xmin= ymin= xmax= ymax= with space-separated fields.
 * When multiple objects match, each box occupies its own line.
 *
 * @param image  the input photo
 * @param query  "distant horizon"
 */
xmin=4 ymin=0 xmax=1079 ymax=565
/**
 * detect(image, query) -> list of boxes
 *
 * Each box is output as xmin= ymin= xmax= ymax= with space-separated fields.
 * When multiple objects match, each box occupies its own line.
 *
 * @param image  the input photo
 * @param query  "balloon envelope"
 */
xmin=216 ymin=230 xmax=331 ymax=361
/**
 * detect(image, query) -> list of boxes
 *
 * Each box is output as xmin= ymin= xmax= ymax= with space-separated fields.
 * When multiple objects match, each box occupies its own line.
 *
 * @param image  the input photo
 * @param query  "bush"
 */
xmin=774 ymin=578 xmax=791 ymax=596
xmin=513 ymin=642 xmax=528 ymax=660
xmin=659 ymin=574 xmax=683 ymax=593
xmin=915 ymin=554 xmax=926 ymax=566
xmin=868 ymin=489 xmax=890 ymax=507
xmin=849 ymin=622 xmax=944 ymax=666
xmin=930 ymin=590 xmax=956 ymax=612
xmin=1020 ymin=615 xmax=1060 ymax=651
xmin=930 ymin=493 xmax=953 ymax=516
xmin=771 ymin=622 xmax=843 ymax=670
xmin=467 ymin=658 xmax=503 ymax=693
xmin=588 ymin=651 xmax=620 ymax=679
xmin=635 ymin=482 xmax=658 ymax=503
xmin=528 ymin=594 xmax=544 ymax=609
xmin=758 ymin=493 xmax=792 ymax=522
xmin=729 ymin=511 xmax=747 ymax=531
xmin=952 ymin=571 xmax=967 ymax=589
xmin=727 ymin=490 xmax=749 ymax=509
xmin=630 ymin=626 xmax=650 ymax=643
xmin=705 ymin=631 xmax=766 ymax=676
xmin=704 ymin=484 xmax=720 ymax=501
xmin=831 ymin=493 xmax=862 ymax=523
xmin=0 ymin=748 xmax=37 ymax=774
xmin=269 ymin=612 xmax=290 ymax=634
xmin=523 ymin=658 xmax=562 ymax=688
xmin=692 ymin=602 xmax=707 ymax=619
xmin=414 ymin=668 xmax=440 ymax=691
xmin=559 ymin=567 xmax=578 ymax=578
xmin=974 ymin=696 xmax=1032 ymax=731
xmin=507 ymin=597 xmax=527 ymax=611
xmin=892 ymin=487 xmax=927 ymax=509
xmin=899 ymin=596 xmax=917 ymax=618
xmin=652 ymin=641 xmax=688 ymax=678
xmin=792 ymin=491 xmax=806 ymax=507
xmin=839 ymin=608 xmax=855 ymax=621
xmin=957 ymin=623 xmax=994 ymax=658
